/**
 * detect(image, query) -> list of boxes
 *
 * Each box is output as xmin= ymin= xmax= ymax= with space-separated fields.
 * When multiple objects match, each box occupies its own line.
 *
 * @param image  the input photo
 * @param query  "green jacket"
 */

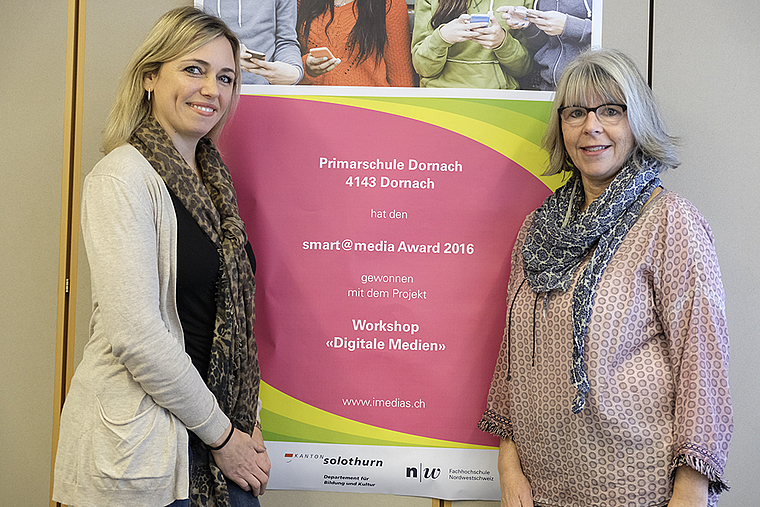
xmin=412 ymin=0 xmax=533 ymax=88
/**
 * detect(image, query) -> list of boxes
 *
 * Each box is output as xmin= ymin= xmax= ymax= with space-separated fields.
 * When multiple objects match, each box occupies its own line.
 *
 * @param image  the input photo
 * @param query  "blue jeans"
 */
xmin=227 ymin=478 xmax=262 ymax=507
xmin=170 ymin=443 xmax=262 ymax=507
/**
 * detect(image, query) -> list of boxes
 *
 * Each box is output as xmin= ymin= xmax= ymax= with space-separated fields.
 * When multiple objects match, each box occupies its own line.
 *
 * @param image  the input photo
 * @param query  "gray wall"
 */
xmin=0 ymin=1 xmax=68 ymax=506
xmin=1 ymin=1 xmax=757 ymax=505
xmin=653 ymin=3 xmax=760 ymax=504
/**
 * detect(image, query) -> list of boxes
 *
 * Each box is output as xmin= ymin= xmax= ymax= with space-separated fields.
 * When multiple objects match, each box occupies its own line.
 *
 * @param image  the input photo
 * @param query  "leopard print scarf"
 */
xmin=130 ymin=116 xmax=260 ymax=506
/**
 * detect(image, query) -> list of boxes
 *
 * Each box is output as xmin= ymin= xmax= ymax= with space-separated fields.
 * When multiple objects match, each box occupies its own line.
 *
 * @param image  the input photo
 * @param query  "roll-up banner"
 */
xmin=201 ymin=0 xmax=601 ymax=500
xmin=219 ymin=90 xmax=559 ymax=500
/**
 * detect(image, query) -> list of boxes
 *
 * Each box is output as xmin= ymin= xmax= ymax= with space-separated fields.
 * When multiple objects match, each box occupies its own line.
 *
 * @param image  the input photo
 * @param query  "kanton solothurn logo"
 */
xmin=406 ymin=463 xmax=441 ymax=481
xmin=284 ymin=452 xmax=324 ymax=464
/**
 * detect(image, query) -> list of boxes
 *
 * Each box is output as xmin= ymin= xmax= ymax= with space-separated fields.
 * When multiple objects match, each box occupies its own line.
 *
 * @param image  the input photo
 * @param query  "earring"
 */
xmin=147 ymin=88 xmax=152 ymax=101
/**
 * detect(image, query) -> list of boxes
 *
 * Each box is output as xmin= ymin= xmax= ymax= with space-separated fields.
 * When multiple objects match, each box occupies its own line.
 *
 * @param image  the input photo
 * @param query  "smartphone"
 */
xmin=469 ymin=14 xmax=491 ymax=25
xmin=310 ymin=47 xmax=336 ymax=60
xmin=244 ymin=49 xmax=266 ymax=62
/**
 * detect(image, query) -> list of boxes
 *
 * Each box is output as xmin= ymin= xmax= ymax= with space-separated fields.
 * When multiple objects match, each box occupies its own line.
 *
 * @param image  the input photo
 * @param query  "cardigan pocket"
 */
xmin=91 ymin=392 xmax=176 ymax=480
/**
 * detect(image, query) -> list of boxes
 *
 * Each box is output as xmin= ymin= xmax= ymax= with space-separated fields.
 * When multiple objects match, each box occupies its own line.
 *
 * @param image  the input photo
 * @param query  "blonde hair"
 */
xmin=102 ymin=7 xmax=241 ymax=154
xmin=543 ymin=48 xmax=679 ymax=176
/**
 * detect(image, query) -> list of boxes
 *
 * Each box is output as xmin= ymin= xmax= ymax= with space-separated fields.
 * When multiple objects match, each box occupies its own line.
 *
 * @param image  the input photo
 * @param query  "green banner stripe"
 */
xmin=260 ymin=382 xmax=495 ymax=449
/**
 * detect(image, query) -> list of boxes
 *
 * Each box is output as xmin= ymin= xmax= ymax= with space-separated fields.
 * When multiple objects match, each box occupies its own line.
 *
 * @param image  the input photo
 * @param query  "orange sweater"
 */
xmin=298 ymin=0 xmax=414 ymax=86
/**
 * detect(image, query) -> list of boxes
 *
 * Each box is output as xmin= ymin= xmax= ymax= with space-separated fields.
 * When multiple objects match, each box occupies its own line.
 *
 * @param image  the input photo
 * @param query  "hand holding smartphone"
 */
xmin=305 ymin=47 xmax=340 ymax=78
xmin=244 ymin=49 xmax=266 ymax=62
xmin=309 ymin=47 xmax=336 ymax=60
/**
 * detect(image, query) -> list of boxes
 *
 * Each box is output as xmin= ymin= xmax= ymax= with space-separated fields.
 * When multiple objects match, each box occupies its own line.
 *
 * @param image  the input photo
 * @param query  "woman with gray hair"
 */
xmin=479 ymin=48 xmax=732 ymax=506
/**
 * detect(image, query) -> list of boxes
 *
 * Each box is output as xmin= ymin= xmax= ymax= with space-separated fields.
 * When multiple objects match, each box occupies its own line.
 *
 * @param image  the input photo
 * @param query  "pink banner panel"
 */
xmin=219 ymin=95 xmax=551 ymax=446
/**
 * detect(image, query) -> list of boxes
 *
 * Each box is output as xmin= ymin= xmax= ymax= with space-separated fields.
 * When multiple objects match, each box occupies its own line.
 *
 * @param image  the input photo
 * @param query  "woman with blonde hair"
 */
xmin=53 ymin=7 xmax=268 ymax=506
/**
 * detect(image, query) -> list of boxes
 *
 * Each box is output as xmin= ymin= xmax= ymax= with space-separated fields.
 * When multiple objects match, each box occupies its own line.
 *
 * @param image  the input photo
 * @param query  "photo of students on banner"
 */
xmin=198 ymin=0 xmax=598 ymax=89
xmin=297 ymin=0 xmax=415 ymax=86
xmin=211 ymin=0 xmax=305 ymax=85
xmin=501 ymin=0 xmax=594 ymax=90
xmin=412 ymin=0 xmax=532 ymax=88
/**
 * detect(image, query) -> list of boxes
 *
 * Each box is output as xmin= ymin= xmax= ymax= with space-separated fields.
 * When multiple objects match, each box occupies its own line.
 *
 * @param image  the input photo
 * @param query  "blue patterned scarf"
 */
xmin=522 ymin=159 xmax=661 ymax=413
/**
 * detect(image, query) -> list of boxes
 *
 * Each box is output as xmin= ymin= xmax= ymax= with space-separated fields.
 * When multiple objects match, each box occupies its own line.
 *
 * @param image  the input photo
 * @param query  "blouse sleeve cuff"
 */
xmin=669 ymin=443 xmax=730 ymax=494
xmin=478 ymin=409 xmax=514 ymax=440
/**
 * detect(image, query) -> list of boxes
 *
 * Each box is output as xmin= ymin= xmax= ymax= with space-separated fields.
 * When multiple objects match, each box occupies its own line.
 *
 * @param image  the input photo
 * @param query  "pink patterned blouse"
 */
xmin=479 ymin=191 xmax=732 ymax=507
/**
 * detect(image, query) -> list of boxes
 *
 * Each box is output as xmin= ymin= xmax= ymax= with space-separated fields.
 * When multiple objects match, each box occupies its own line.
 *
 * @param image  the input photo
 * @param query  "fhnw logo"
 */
xmin=406 ymin=463 xmax=441 ymax=481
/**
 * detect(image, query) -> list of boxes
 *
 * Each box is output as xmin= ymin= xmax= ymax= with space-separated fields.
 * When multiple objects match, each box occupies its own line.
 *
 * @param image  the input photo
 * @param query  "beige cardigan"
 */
xmin=53 ymin=145 xmax=230 ymax=507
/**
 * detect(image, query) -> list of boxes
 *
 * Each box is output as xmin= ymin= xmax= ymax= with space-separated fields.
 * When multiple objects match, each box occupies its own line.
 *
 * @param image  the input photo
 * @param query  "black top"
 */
xmin=169 ymin=189 xmax=255 ymax=381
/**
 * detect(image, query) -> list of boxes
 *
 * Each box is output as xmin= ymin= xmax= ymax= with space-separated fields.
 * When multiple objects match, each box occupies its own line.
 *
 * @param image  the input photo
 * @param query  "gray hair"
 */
xmin=543 ymin=48 xmax=679 ymax=176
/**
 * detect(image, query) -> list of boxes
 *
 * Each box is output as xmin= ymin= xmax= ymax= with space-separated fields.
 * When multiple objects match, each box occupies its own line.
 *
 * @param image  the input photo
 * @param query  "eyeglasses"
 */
xmin=558 ymin=103 xmax=628 ymax=126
